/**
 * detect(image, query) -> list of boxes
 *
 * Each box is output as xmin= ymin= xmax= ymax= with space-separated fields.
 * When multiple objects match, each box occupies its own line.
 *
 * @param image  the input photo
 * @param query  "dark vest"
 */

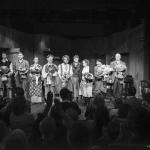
xmin=0 ymin=60 xmax=11 ymax=67
xmin=0 ymin=60 xmax=11 ymax=74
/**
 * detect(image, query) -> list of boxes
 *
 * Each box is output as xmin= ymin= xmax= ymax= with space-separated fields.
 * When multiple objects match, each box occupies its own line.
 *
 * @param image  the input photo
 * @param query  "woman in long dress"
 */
xmin=29 ymin=56 xmax=43 ymax=103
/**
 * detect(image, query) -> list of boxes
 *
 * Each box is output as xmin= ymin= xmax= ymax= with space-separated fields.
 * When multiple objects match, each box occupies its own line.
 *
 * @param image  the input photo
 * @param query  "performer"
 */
xmin=110 ymin=53 xmax=127 ymax=98
xmin=79 ymin=59 xmax=93 ymax=105
xmin=71 ymin=55 xmax=81 ymax=101
xmin=93 ymin=59 xmax=106 ymax=97
xmin=0 ymin=52 xmax=13 ymax=98
xmin=42 ymin=54 xmax=58 ymax=99
xmin=13 ymin=52 xmax=29 ymax=99
xmin=58 ymin=55 xmax=73 ymax=91
xmin=29 ymin=56 xmax=43 ymax=103
xmin=102 ymin=64 xmax=114 ymax=96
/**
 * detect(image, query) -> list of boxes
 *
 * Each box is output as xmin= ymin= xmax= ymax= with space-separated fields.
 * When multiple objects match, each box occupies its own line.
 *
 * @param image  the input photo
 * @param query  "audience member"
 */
xmin=1 ymin=129 xmax=30 ymax=150
xmin=0 ymin=120 xmax=10 ymax=144
xmin=39 ymin=116 xmax=56 ymax=141
xmin=124 ymin=87 xmax=141 ymax=108
xmin=67 ymin=122 xmax=90 ymax=150
xmin=127 ymin=106 xmax=150 ymax=142
xmin=1 ymin=85 xmax=150 ymax=150
xmin=118 ymin=103 xmax=131 ymax=119
xmin=57 ymin=88 xmax=81 ymax=117
xmin=85 ymin=95 xmax=109 ymax=138
xmin=9 ymin=93 xmax=34 ymax=138
xmin=0 ymin=87 xmax=30 ymax=125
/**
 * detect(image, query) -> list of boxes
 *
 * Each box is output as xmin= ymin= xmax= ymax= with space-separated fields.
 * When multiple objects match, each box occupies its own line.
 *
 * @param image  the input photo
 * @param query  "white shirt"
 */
xmin=42 ymin=63 xmax=57 ymax=79
xmin=58 ymin=63 xmax=73 ymax=78
xmin=82 ymin=66 xmax=89 ymax=75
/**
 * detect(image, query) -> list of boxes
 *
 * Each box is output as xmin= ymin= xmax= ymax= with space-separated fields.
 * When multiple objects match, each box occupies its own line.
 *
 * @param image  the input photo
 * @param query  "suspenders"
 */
xmin=61 ymin=64 xmax=70 ymax=76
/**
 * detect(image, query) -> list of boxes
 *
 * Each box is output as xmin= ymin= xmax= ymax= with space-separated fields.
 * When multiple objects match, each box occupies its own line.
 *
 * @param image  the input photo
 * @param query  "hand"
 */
xmin=29 ymin=73 xmax=32 ymax=77
xmin=7 ymin=72 xmax=12 ymax=77
xmin=22 ymin=68 xmax=26 ymax=71
xmin=66 ymin=74 xmax=70 ymax=78
xmin=53 ymin=72 xmax=57 ymax=76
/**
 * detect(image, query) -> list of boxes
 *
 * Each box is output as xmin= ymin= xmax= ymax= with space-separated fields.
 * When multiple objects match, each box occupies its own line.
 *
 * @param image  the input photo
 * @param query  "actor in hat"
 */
xmin=42 ymin=54 xmax=58 ymax=99
xmin=13 ymin=52 xmax=29 ymax=99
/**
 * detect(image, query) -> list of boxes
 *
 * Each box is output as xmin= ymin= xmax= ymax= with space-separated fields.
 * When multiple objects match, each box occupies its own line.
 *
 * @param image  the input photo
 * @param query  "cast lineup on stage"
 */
xmin=0 ymin=51 xmax=127 ymax=103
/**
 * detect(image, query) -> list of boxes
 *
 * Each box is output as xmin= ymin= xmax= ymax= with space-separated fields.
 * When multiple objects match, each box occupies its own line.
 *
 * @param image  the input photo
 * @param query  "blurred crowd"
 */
xmin=0 ymin=86 xmax=150 ymax=150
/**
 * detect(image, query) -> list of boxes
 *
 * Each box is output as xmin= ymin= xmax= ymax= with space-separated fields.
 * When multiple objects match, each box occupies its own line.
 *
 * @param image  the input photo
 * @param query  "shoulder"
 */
xmin=43 ymin=63 xmax=48 ymax=67
xmin=53 ymin=64 xmax=57 ymax=68
xmin=59 ymin=63 xmax=63 ymax=66
xmin=58 ymin=63 xmax=63 ymax=67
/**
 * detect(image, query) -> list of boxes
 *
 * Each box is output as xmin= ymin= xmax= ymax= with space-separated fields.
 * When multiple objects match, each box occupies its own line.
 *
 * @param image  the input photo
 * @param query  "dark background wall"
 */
xmin=0 ymin=26 xmax=34 ymax=64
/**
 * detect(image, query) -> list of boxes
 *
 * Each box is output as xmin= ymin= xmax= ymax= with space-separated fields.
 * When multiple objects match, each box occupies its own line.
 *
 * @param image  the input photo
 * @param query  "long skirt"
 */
xmin=93 ymin=80 xmax=106 ymax=97
xmin=29 ymin=79 xmax=42 ymax=103
xmin=79 ymin=81 xmax=93 ymax=97
xmin=71 ymin=76 xmax=80 ymax=98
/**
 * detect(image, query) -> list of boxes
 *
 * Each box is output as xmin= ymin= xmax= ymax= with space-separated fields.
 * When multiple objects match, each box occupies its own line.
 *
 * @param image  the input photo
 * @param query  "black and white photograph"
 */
xmin=0 ymin=0 xmax=149 ymax=150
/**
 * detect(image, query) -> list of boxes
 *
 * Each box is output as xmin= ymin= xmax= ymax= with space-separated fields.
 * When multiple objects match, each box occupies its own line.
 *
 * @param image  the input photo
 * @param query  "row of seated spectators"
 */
xmin=0 ymin=87 xmax=150 ymax=150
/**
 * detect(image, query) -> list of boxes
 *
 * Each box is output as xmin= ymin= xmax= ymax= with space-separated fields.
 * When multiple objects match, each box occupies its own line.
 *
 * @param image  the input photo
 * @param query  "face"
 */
xmin=63 ymin=57 xmax=69 ymax=64
xmin=74 ymin=57 xmax=79 ymax=63
xmin=82 ymin=61 xmax=87 ymax=67
xmin=2 ymin=53 xmax=7 ymax=59
xmin=47 ymin=56 xmax=53 ymax=63
xmin=18 ymin=53 xmax=23 ymax=60
xmin=34 ymin=57 xmax=38 ymax=64
xmin=115 ymin=53 xmax=121 ymax=61
xmin=96 ymin=61 xmax=102 ymax=66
